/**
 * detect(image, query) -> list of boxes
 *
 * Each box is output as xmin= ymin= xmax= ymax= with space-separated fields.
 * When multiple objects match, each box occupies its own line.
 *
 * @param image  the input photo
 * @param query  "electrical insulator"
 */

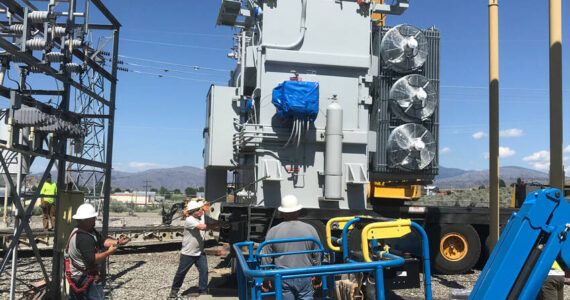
xmin=65 ymin=63 xmax=82 ymax=73
xmin=29 ymin=65 xmax=44 ymax=73
xmin=46 ymin=52 xmax=64 ymax=63
xmin=64 ymin=39 xmax=83 ymax=49
xmin=8 ymin=24 xmax=24 ymax=34
xmin=117 ymin=66 xmax=129 ymax=72
xmin=25 ymin=38 xmax=47 ymax=50
xmin=28 ymin=11 xmax=49 ymax=23
xmin=50 ymin=26 xmax=67 ymax=37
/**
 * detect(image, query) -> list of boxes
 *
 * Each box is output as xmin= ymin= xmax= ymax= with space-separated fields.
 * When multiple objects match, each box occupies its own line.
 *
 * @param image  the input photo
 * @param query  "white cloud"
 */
xmin=532 ymin=162 xmax=550 ymax=171
xmin=482 ymin=147 xmax=516 ymax=159
xmin=522 ymin=150 xmax=553 ymax=171
xmin=115 ymin=161 xmax=169 ymax=172
xmin=499 ymin=147 xmax=516 ymax=157
xmin=499 ymin=128 xmax=523 ymax=138
xmin=128 ymin=162 xmax=160 ymax=168
xmin=564 ymin=145 xmax=570 ymax=153
xmin=472 ymin=131 xmax=487 ymax=139
xmin=440 ymin=147 xmax=451 ymax=154
xmin=523 ymin=150 xmax=550 ymax=162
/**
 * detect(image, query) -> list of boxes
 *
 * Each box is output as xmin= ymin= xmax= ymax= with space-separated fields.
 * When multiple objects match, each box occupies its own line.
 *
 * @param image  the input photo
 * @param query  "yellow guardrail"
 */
xmin=325 ymin=216 xmax=371 ymax=252
xmin=361 ymin=219 xmax=412 ymax=262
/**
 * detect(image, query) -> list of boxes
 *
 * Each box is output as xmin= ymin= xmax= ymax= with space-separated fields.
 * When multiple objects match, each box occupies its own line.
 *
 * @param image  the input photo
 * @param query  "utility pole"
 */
xmin=549 ymin=0 xmax=564 ymax=192
xmin=143 ymin=180 xmax=151 ymax=206
xmin=488 ymin=0 xmax=500 ymax=252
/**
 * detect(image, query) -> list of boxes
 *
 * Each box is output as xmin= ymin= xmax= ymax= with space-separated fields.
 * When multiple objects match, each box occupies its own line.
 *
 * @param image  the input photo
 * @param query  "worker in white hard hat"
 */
xmin=65 ymin=203 xmax=130 ymax=300
xmin=261 ymin=195 xmax=322 ymax=300
xmin=169 ymin=200 xmax=221 ymax=298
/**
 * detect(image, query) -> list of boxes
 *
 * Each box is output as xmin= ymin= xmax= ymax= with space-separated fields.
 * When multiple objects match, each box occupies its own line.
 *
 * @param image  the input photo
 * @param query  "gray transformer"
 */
xmin=204 ymin=1 xmax=438 ymax=212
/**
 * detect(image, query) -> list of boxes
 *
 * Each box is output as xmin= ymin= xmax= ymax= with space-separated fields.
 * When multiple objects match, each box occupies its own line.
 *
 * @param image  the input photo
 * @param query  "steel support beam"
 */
xmin=101 ymin=29 xmax=119 ymax=283
xmin=0 ymin=154 xmax=54 ymax=282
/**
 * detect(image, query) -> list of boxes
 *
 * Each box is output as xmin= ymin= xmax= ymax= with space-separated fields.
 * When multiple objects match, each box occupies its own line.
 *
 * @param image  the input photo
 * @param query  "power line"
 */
xmin=118 ymin=54 xmax=231 ymax=73
xmin=122 ymin=61 xmax=227 ymax=78
xmin=120 ymin=38 xmax=228 ymax=51
xmin=122 ymin=29 xmax=227 ymax=37
xmin=125 ymin=69 xmax=226 ymax=84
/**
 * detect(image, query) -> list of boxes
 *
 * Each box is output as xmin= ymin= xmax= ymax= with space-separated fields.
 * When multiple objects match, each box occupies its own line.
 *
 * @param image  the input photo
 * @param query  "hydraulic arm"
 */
xmin=469 ymin=188 xmax=570 ymax=299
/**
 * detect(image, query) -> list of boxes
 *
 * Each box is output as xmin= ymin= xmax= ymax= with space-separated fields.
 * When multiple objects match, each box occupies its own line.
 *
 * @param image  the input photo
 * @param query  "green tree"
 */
xmin=113 ymin=188 xmax=122 ymax=193
xmin=150 ymin=188 xmax=158 ymax=193
xmin=197 ymin=186 xmax=204 ymax=192
xmin=499 ymin=179 xmax=506 ymax=187
xmin=159 ymin=186 xmax=168 ymax=195
xmin=173 ymin=188 xmax=181 ymax=194
xmin=185 ymin=187 xmax=196 ymax=196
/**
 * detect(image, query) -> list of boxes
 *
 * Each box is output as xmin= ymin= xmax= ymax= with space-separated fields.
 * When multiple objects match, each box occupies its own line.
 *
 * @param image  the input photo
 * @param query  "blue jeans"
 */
xmin=68 ymin=276 xmax=104 ymax=300
xmin=282 ymin=277 xmax=313 ymax=300
xmin=171 ymin=253 xmax=208 ymax=293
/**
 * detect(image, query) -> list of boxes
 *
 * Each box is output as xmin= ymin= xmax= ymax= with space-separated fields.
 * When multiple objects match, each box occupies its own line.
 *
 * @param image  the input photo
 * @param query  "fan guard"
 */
xmin=389 ymin=74 xmax=437 ymax=121
xmin=380 ymin=24 xmax=428 ymax=73
xmin=387 ymin=123 xmax=436 ymax=171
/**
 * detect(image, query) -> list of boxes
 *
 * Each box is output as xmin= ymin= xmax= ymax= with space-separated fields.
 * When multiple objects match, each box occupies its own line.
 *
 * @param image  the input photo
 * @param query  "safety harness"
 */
xmin=64 ymin=229 xmax=99 ymax=293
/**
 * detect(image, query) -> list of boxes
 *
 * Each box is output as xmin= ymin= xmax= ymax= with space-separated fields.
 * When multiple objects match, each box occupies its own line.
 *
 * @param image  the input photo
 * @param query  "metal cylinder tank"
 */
xmin=324 ymin=98 xmax=343 ymax=200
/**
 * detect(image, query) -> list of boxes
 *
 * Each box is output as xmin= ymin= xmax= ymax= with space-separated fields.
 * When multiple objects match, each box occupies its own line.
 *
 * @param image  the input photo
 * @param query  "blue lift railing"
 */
xmin=234 ymin=218 xmax=432 ymax=300
xmin=235 ymin=238 xmax=406 ymax=300
xmin=335 ymin=217 xmax=432 ymax=299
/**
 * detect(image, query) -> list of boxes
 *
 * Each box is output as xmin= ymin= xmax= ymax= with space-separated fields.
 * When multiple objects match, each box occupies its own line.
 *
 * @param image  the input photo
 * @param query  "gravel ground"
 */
xmin=4 ymin=250 xmax=570 ymax=299
xmin=0 ymin=247 xmax=228 ymax=300
xmin=3 ymin=213 xmax=570 ymax=299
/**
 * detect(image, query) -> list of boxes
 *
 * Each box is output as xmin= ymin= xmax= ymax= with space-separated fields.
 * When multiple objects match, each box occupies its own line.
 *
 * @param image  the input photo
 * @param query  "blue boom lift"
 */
xmin=469 ymin=188 xmax=570 ymax=299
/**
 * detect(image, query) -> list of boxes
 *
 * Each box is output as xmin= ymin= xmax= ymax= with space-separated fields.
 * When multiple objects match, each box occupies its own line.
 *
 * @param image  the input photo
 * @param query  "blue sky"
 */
xmin=51 ymin=1 xmax=569 ymax=173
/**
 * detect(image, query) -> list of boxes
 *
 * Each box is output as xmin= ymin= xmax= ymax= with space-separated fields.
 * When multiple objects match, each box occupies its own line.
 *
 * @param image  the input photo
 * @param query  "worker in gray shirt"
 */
xmin=261 ymin=195 xmax=322 ymax=300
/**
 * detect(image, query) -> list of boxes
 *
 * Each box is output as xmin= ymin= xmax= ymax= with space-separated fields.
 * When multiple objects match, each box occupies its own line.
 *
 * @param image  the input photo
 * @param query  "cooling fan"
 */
xmin=387 ymin=123 xmax=436 ymax=171
xmin=389 ymin=74 xmax=437 ymax=121
xmin=380 ymin=24 xmax=428 ymax=73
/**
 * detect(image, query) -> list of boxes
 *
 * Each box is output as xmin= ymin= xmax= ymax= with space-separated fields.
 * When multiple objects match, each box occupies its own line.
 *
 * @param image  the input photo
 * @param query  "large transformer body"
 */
xmin=204 ymin=0 xmax=522 ymax=277
xmin=204 ymin=0 xmax=439 ymax=219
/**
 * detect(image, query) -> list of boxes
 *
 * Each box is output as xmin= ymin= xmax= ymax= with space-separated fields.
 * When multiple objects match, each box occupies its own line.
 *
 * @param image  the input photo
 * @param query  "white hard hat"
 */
xmin=278 ymin=195 xmax=302 ymax=213
xmin=187 ymin=200 xmax=204 ymax=212
xmin=72 ymin=203 xmax=98 ymax=220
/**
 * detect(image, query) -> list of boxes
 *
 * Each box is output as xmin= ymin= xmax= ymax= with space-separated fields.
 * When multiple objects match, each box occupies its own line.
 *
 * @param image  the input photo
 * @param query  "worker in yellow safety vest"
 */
xmin=538 ymin=261 xmax=565 ymax=300
xmin=40 ymin=175 xmax=57 ymax=231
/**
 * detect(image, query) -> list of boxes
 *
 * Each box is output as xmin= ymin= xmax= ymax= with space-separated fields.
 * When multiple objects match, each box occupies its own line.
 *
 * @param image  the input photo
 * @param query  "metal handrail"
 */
xmin=234 ymin=238 xmax=406 ymax=300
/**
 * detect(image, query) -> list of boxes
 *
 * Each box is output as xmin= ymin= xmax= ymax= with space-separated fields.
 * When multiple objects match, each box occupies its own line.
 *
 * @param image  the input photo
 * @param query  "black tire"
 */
xmin=482 ymin=224 xmax=506 ymax=263
xmin=302 ymin=219 xmax=329 ymax=251
xmin=429 ymin=224 xmax=481 ymax=274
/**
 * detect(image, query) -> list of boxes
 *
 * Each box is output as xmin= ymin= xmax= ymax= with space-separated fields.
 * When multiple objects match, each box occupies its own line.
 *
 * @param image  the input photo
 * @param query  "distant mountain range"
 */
xmin=110 ymin=166 xmax=205 ymax=190
xmin=25 ymin=165 xmax=553 ymax=191
xmin=434 ymin=166 xmax=549 ymax=189
xmin=28 ymin=166 xmax=205 ymax=191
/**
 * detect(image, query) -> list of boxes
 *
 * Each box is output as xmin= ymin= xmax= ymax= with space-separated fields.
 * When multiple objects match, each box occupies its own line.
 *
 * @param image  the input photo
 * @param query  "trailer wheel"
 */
xmin=430 ymin=224 xmax=480 ymax=274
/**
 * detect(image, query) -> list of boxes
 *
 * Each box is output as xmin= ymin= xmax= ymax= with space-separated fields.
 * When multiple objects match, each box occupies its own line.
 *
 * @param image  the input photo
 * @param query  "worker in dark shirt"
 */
xmin=65 ymin=203 xmax=129 ymax=300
